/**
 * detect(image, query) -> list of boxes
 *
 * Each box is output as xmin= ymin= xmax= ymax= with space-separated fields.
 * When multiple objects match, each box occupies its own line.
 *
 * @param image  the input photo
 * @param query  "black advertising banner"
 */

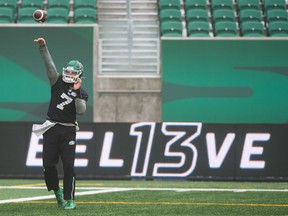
xmin=0 ymin=122 xmax=288 ymax=181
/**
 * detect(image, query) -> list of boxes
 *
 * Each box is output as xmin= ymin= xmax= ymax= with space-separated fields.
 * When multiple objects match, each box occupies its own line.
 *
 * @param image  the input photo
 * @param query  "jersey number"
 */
xmin=56 ymin=93 xmax=73 ymax=110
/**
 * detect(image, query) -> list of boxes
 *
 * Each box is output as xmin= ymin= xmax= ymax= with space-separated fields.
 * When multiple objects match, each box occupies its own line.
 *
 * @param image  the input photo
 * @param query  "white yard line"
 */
xmin=0 ymin=186 xmax=287 ymax=204
xmin=0 ymin=188 xmax=131 ymax=204
xmin=0 ymin=195 xmax=55 ymax=204
xmin=1 ymin=186 xmax=288 ymax=192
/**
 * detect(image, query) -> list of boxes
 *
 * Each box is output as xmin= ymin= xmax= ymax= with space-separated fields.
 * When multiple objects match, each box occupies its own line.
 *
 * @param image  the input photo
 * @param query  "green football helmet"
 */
xmin=62 ymin=60 xmax=84 ymax=83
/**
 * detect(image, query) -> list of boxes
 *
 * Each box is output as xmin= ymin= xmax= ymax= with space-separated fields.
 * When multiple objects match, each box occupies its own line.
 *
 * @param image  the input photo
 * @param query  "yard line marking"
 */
xmin=0 ymin=186 xmax=46 ymax=190
xmin=1 ymin=186 xmax=288 ymax=205
xmin=24 ymin=201 xmax=288 ymax=208
xmin=0 ymin=188 xmax=131 ymax=204
xmin=70 ymin=201 xmax=288 ymax=207
xmin=0 ymin=186 xmax=288 ymax=207
xmin=0 ymin=195 xmax=55 ymax=204
xmin=1 ymin=186 xmax=288 ymax=192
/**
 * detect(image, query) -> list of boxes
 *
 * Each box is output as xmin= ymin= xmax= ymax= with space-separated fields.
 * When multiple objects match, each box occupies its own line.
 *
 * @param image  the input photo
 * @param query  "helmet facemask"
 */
xmin=62 ymin=60 xmax=83 ymax=83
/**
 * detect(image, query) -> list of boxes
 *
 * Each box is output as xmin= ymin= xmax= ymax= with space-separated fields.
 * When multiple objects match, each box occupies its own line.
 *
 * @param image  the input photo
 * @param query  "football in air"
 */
xmin=33 ymin=9 xmax=47 ymax=23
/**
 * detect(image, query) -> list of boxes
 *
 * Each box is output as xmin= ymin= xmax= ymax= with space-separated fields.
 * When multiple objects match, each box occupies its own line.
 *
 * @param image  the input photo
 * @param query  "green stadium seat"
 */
xmin=74 ymin=0 xmax=96 ymax=10
xmin=17 ymin=7 xmax=37 ymax=23
xmin=237 ymin=0 xmax=260 ymax=11
xmin=263 ymin=0 xmax=286 ymax=12
xmin=239 ymin=9 xmax=262 ymax=23
xmin=241 ymin=21 xmax=265 ymax=37
xmin=160 ymin=8 xmax=182 ymax=23
xmin=0 ymin=7 xmax=14 ymax=23
xmin=186 ymin=8 xmax=209 ymax=23
xmin=266 ymin=9 xmax=288 ymax=23
xmin=159 ymin=0 xmax=181 ymax=10
xmin=0 ymin=0 xmax=17 ymax=13
xmin=212 ymin=9 xmax=235 ymax=24
xmin=47 ymin=0 xmax=70 ymax=10
xmin=160 ymin=20 xmax=183 ymax=36
xmin=187 ymin=21 xmax=210 ymax=36
xmin=46 ymin=7 xmax=69 ymax=23
xmin=211 ymin=0 xmax=234 ymax=11
xmin=184 ymin=0 xmax=207 ymax=11
xmin=268 ymin=21 xmax=288 ymax=36
xmin=21 ymin=0 xmax=44 ymax=9
xmin=214 ymin=21 xmax=238 ymax=36
xmin=74 ymin=7 xmax=96 ymax=23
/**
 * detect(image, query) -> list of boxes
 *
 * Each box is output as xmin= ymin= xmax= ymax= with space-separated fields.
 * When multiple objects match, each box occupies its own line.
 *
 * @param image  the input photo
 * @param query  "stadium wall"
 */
xmin=0 ymin=25 xmax=95 ymax=122
xmin=93 ymin=76 xmax=162 ymax=122
xmin=1 ymin=122 xmax=288 ymax=181
xmin=0 ymin=25 xmax=162 ymax=123
xmin=162 ymin=38 xmax=288 ymax=123
xmin=2 ymin=26 xmax=287 ymax=124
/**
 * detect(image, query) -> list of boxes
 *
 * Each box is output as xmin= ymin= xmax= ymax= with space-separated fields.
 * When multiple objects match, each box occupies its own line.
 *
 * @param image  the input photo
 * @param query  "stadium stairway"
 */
xmin=97 ymin=0 xmax=160 ymax=74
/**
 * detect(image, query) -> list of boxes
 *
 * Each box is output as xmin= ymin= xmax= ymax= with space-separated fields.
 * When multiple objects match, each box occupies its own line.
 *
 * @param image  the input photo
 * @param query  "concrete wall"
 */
xmin=93 ymin=75 xmax=162 ymax=122
xmin=93 ymin=24 xmax=161 ymax=123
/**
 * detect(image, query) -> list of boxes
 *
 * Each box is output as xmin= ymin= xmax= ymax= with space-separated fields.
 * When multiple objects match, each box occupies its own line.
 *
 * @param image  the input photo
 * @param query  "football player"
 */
xmin=34 ymin=37 xmax=88 ymax=210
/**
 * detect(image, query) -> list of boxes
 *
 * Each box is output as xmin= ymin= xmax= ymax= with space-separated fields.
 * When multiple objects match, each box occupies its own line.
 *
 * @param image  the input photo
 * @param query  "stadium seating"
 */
xmin=214 ymin=21 xmax=238 ymax=36
xmin=160 ymin=8 xmax=182 ymax=23
xmin=46 ymin=7 xmax=70 ymax=23
xmin=210 ymin=1 xmax=237 ymax=37
xmin=187 ymin=20 xmax=210 ymax=36
xmin=238 ymin=9 xmax=262 ymax=23
xmin=211 ymin=0 xmax=234 ymax=11
xmin=184 ymin=0 xmax=207 ymax=11
xmin=267 ymin=21 xmax=288 ymax=36
xmin=74 ymin=7 xmax=97 ymax=23
xmin=0 ymin=0 xmax=17 ymax=14
xmin=266 ymin=9 xmax=288 ymax=23
xmin=0 ymin=6 xmax=14 ymax=23
xmin=21 ymin=0 xmax=44 ymax=9
xmin=2 ymin=0 xmax=288 ymax=39
xmin=17 ymin=7 xmax=37 ymax=23
xmin=158 ymin=0 xmax=181 ymax=10
xmin=237 ymin=0 xmax=260 ymax=11
xmin=74 ymin=0 xmax=97 ymax=10
xmin=158 ymin=0 xmax=182 ymax=37
xmin=160 ymin=20 xmax=183 ymax=36
xmin=263 ymin=0 xmax=286 ymax=12
xmin=186 ymin=8 xmax=209 ymax=23
xmin=47 ymin=0 xmax=70 ymax=10
xmin=240 ymin=21 xmax=265 ymax=36
xmin=212 ymin=9 xmax=235 ymax=24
